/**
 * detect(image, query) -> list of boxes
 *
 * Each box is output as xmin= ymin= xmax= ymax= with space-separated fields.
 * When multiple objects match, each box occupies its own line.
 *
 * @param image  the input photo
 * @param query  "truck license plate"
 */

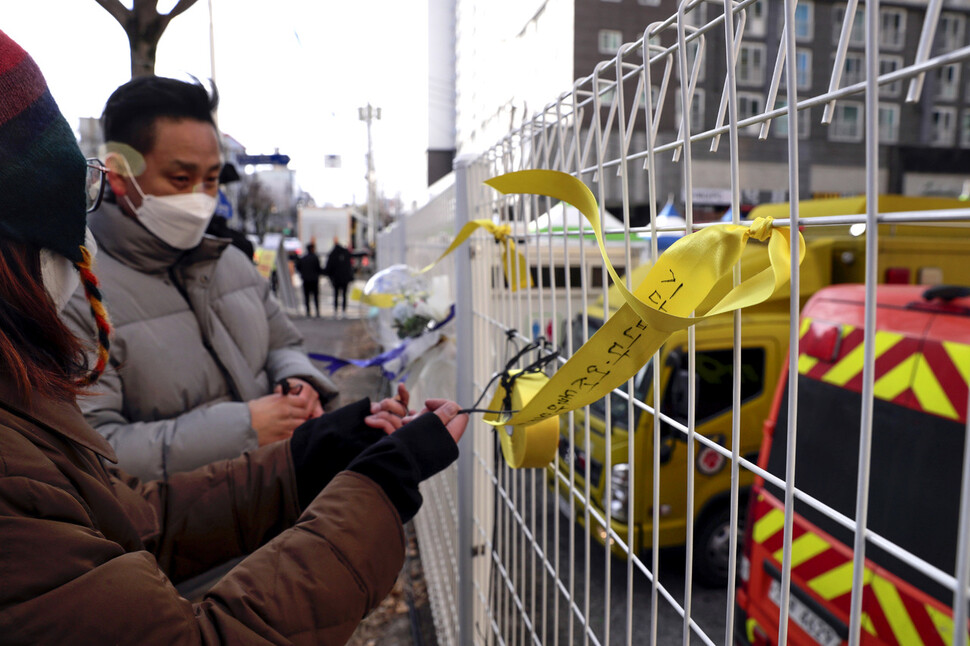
xmin=768 ymin=579 xmax=841 ymax=646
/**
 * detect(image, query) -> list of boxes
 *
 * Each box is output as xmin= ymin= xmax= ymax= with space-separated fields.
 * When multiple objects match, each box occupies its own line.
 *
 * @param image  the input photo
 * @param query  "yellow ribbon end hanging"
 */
xmin=483 ymin=370 xmax=560 ymax=468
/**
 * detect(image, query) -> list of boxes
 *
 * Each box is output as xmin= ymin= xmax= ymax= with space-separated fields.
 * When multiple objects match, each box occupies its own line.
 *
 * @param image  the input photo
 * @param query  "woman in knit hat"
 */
xmin=0 ymin=30 xmax=467 ymax=644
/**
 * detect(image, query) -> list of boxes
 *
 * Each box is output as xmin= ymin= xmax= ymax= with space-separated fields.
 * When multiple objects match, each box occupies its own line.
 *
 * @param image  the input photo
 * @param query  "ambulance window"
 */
xmin=766 ymin=376 xmax=964 ymax=605
xmin=662 ymin=347 xmax=766 ymax=425
xmin=529 ymin=265 xmax=583 ymax=289
xmin=563 ymin=313 xmax=602 ymax=354
xmin=590 ymin=359 xmax=653 ymax=430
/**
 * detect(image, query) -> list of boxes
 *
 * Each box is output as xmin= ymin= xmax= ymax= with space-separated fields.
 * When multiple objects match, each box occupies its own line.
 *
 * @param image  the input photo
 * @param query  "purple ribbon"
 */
xmin=308 ymin=304 xmax=456 ymax=380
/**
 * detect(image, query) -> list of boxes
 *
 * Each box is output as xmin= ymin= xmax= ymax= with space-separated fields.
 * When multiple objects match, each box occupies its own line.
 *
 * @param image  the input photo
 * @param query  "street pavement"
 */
xmin=287 ymin=282 xmax=390 ymax=406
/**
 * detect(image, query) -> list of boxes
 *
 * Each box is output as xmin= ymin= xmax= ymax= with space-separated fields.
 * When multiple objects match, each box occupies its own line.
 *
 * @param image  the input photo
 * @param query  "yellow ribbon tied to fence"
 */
xmin=352 ymin=219 xmax=531 ymax=307
xmin=482 ymin=170 xmax=805 ymax=467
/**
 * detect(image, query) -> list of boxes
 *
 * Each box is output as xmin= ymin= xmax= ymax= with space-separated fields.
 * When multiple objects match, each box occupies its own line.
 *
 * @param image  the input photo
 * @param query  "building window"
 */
xmin=599 ymin=29 xmax=623 ymax=54
xmin=939 ymin=13 xmax=966 ymax=52
xmin=832 ymin=6 xmax=865 ymax=47
xmin=935 ymin=64 xmax=961 ymax=101
xmin=773 ymin=99 xmax=810 ymax=139
xmin=598 ymin=87 xmax=617 ymax=107
xmin=931 ymin=107 xmax=957 ymax=147
xmin=795 ymin=49 xmax=812 ymax=89
xmin=737 ymin=92 xmax=764 ymax=136
xmin=879 ymin=104 xmax=900 ymax=144
xmin=961 ymin=110 xmax=970 ymax=148
xmin=675 ymin=88 xmax=706 ymax=132
xmin=781 ymin=49 xmax=812 ymax=90
xmin=842 ymin=52 xmax=865 ymax=87
xmin=747 ymin=0 xmax=767 ymax=37
xmin=683 ymin=2 xmax=707 ymax=28
xmin=794 ymin=1 xmax=813 ymax=41
xmin=880 ymin=8 xmax=906 ymax=50
xmin=738 ymin=43 xmax=766 ymax=86
xmin=830 ymin=102 xmax=864 ymax=141
xmin=879 ymin=55 xmax=903 ymax=97
xmin=641 ymin=85 xmax=661 ymax=109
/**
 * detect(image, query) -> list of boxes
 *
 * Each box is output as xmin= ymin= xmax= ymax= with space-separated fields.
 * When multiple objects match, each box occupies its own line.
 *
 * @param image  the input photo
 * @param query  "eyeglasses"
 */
xmin=86 ymin=158 xmax=109 ymax=213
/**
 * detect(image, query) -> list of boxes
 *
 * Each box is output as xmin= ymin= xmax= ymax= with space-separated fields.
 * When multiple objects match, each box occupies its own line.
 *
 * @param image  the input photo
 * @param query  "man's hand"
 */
xmin=275 ymin=377 xmax=324 ymax=419
xmin=365 ymin=383 xmax=412 ymax=434
xmin=249 ymin=390 xmax=315 ymax=446
xmin=405 ymin=399 xmax=468 ymax=444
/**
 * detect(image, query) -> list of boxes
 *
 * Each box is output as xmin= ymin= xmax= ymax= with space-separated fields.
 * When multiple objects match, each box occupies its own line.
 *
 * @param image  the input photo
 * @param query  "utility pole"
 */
xmin=208 ymin=0 xmax=218 ymax=126
xmin=358 ymin=103 xmax=381 ymax=249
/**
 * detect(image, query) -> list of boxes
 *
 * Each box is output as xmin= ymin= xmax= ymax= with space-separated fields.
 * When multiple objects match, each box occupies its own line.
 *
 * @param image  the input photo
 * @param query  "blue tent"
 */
xmin=637 ymin=199 xmax=685 ymax=250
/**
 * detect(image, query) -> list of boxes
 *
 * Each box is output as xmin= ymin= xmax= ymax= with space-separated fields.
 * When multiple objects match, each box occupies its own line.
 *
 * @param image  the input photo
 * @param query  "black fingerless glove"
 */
xmin=288 ymin=398 xmax=383 ymax=509
xmin=346 ymin=411 xmax=459 ymax=523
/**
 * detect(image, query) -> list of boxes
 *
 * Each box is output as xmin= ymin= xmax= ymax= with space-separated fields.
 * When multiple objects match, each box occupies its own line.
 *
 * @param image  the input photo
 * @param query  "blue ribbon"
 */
xmin=308 ymin=304 xmax=456 ymax=381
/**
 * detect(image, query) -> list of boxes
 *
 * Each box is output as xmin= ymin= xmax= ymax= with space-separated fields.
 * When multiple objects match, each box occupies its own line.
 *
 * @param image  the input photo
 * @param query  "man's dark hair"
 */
xmin=101 ymin=76 xmax=219 ymax=154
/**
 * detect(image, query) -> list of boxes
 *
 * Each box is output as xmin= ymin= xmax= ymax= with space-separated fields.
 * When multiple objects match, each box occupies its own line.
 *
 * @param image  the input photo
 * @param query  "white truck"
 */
xmin=297 ymin=206 xmax=352 ymax=248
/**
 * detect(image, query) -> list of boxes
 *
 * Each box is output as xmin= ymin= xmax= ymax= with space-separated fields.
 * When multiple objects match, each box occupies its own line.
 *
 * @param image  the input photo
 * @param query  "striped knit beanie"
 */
xmin=0 ymin=30 xmax=110 ymax=385
xmin=0 ymin=29 xmax=87 ymax=263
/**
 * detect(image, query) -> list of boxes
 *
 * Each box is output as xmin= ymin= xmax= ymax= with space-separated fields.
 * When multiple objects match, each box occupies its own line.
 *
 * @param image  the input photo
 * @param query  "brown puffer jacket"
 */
xmin=0 ymin=378 xmax=405 ymax=645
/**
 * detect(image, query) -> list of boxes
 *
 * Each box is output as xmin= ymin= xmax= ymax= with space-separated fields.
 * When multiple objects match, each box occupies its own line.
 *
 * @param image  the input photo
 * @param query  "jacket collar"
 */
xmin=89 ymin=201 xmax=230 ymax=273
xmin=0 ymin=378 xmax=117 ymax=462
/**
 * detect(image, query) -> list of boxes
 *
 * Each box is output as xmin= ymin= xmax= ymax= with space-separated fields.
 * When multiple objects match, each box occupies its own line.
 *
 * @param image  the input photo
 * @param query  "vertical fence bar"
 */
xmin=453 ymin=154 xmax=476 ymax=646
xmin=847 ymin=0 xmax=882 ymax=643
xmin=722 ymin=1 xmax=743 ymax=644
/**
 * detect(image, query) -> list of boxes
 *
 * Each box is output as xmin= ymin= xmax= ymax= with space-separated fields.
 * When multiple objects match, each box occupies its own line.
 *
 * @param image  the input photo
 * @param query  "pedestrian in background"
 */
xmin=0 ymin=30 xmax=469 ymax=644
xmin=62 ymin=75 xmax=339 ymax=482
xmin=296 ymin=240 xmax=323 ymax=317
xmin=325 ymin=236 xmax=354 ymax=317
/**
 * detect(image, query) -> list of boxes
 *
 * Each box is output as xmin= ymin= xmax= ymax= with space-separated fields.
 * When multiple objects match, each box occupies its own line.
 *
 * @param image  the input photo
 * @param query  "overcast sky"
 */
xmin=4 ymin=0 xmax=431 ymax=207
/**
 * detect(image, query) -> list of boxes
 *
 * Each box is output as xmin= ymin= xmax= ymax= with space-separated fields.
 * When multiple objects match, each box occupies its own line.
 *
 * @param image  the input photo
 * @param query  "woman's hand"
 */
xmin=364 ymin=383 xmax=412 ymax=434
xmin=274 ymin=378 xmax=324 ymax=420
xmin=405 ymin=399 xmax=468 ymax=444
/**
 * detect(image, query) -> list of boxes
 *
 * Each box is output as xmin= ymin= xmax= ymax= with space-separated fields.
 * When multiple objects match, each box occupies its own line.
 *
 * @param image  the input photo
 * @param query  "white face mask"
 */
xmin=115 ymin=156 xmax=216 ymax=250
xmin=41 ymin=227 xmax=97 ymax=312
xmin=125 ymin=191 xmax=217 ymax=249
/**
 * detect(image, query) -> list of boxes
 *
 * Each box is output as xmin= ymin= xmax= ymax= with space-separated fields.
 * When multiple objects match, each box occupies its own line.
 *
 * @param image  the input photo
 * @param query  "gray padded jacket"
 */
xmin=62 ymin=202 xmax=338 ymax=481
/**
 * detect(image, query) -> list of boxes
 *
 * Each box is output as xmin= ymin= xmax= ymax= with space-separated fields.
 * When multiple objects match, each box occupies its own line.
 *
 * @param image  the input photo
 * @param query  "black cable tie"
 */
xmin=457 ymin=408 xmax=520 ymax=415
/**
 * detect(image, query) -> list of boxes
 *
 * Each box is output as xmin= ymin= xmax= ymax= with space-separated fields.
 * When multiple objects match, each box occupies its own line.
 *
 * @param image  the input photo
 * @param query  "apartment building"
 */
xmin=450 ymin=0 xmax=970 ymax=223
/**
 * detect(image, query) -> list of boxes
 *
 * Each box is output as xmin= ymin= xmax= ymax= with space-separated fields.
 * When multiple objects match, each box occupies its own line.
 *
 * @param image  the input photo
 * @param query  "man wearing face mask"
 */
xmin=62 ymin=76 xmax=340 ymax=482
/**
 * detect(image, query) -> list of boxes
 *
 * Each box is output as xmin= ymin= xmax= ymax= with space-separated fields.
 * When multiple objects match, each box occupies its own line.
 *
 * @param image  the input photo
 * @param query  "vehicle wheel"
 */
xmin=694 ymin=505 xmax=745 ymax=588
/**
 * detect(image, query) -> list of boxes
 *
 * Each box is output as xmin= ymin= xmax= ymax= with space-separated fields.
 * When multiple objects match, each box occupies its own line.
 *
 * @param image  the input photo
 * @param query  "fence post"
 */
xmin=453 ymin=154 xmax=476 ymax=645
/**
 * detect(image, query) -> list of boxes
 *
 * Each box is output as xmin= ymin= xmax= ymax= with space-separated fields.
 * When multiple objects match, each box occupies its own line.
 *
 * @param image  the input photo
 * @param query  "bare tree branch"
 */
xmin=166 ymin=0 xmax=201 ymax=20
xmin=91 ymin=0 xmax=130 ymax=27
xmin=93 ymin=0 xmax=200 ymax=76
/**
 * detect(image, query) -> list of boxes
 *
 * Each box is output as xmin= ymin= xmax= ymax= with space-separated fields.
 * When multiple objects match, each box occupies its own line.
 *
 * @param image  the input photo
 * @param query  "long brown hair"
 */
xmin=0 ymin=238 xmax=88 ymax=402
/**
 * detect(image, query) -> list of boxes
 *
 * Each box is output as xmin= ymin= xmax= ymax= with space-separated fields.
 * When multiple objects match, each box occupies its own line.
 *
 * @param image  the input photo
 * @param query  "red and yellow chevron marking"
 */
xmin=750 ymin=497 xmax=968 ymax=644
xmin=797 ymin=319 xmax=970 ymax=424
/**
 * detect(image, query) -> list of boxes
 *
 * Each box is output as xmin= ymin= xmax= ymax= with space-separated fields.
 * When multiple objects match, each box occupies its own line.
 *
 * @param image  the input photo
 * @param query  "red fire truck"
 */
xmin=737 ymin=284 xmax=970 ymax=645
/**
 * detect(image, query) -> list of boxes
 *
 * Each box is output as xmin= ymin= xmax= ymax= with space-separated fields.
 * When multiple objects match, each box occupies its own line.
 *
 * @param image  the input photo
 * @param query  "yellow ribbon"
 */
xmin=484 ymin=370 xmax=560 ymax=468
xmin=415 ymin=219 xmax=531 ymax=290
xmin=351 ymin=287 xmax=395 ymax=308
xmin=483 ymin=169 xmax=805 ymax=431
xmin=353 ymin=219 xmax=531 ymax=308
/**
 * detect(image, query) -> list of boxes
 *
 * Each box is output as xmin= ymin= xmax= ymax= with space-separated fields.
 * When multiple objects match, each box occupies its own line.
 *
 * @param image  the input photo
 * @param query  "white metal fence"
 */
xmin=379 ymin=1 xmax=970 ymax=644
